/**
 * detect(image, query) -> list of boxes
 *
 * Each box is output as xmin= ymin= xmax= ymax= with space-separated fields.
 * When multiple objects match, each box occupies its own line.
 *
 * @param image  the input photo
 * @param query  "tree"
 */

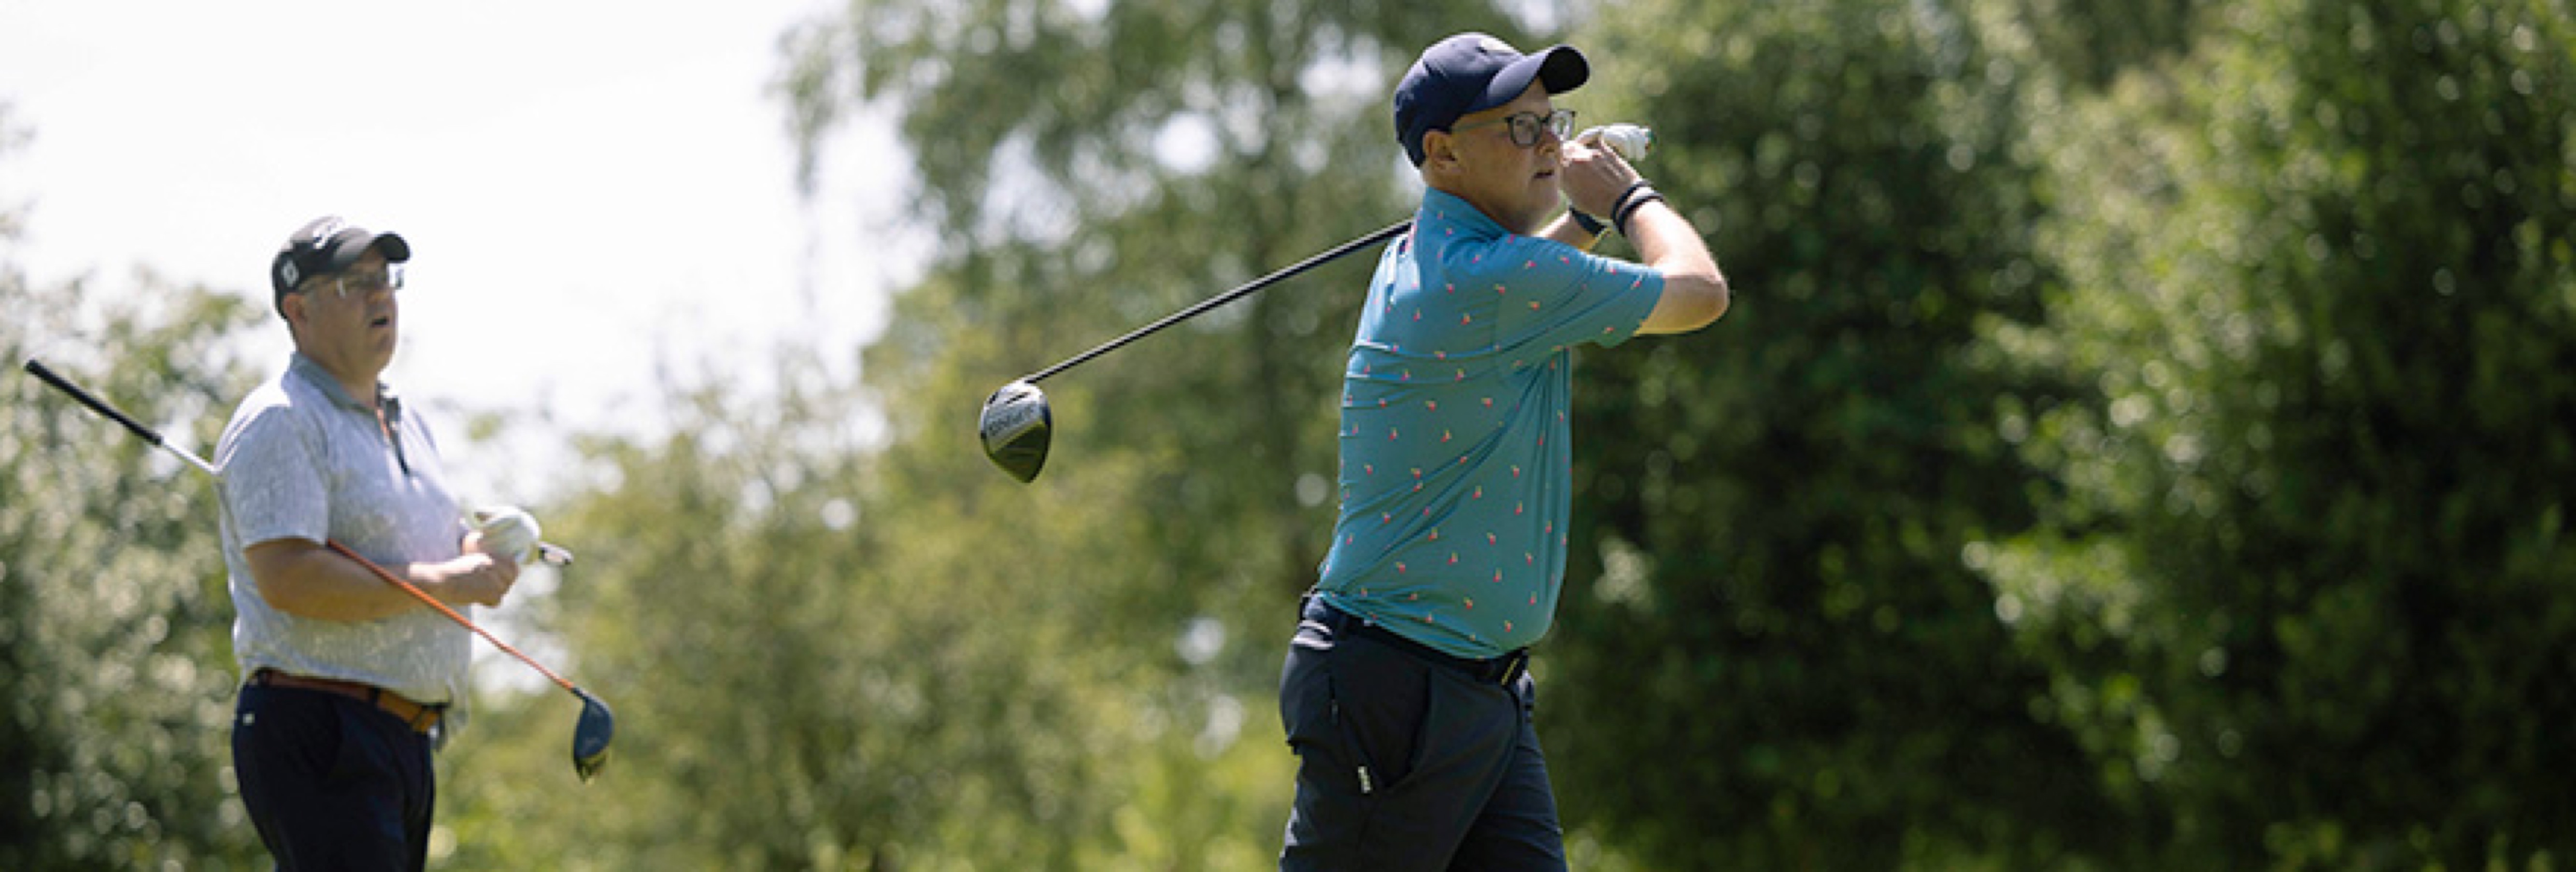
xmin=1982 ymin=0 xmax=2576 ymax=864
xmin=1529 ymin=1 xmax=2149 ymax=867
xmin=1 ymin=102 xmax=270 ymax=870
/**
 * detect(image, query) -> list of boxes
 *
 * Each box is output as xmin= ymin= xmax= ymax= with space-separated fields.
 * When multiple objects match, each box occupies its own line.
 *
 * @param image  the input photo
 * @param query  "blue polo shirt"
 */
xmin=1315 ymin=189 xmax=1665 ymax=659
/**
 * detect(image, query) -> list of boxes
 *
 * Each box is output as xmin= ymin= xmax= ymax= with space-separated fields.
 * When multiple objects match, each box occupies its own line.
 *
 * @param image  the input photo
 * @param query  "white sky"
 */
xmin=1 ymin=0 xmax=910 ymax=501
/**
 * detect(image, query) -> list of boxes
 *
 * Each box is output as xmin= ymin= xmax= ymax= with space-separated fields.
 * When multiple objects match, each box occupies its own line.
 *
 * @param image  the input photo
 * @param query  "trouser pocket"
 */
xmin=1281 ymin=620 xmax=1439 ymax=869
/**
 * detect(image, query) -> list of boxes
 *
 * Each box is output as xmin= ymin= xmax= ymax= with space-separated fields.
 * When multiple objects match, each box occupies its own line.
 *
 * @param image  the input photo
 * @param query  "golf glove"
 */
xmin=1579 ymin=124 xmax=1653 ymax=162
xmin=470 ymin=506 xmax=542 ymax=564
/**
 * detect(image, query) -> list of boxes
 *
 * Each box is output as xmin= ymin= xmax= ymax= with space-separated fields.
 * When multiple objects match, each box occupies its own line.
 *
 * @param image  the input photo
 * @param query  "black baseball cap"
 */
xmin=1394 ymin=33 xmax=1589 ymax=166
xmin=270 ymin=215 xmax=410 ymax=314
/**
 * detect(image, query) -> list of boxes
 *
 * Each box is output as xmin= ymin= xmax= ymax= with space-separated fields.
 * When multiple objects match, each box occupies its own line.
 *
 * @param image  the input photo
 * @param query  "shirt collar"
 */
xmin=285 ymin=352 xmax=393 ymax=413
xmin=1419 ymin=188 xmax=1508 ymax=239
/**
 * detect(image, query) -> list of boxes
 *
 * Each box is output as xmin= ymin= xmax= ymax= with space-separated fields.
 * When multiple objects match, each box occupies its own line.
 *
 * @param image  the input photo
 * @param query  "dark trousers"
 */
xmin=232 ymin=682 xmax=436 ymax=872
xmin=1278 ymin=597 xmax=1566 ymax=871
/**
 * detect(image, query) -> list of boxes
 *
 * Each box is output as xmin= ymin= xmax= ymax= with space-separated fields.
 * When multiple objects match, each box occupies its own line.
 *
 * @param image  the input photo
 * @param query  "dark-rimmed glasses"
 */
xmin=1450 ymin=109 xmax=1576 ymax=148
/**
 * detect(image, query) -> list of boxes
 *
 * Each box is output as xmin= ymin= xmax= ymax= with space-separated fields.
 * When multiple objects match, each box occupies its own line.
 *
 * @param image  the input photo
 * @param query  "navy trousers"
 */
xmin=232 ymin=681 xmax=436 ymax=872
xmin=1278 ymin=597 xmax=1566 ymax=871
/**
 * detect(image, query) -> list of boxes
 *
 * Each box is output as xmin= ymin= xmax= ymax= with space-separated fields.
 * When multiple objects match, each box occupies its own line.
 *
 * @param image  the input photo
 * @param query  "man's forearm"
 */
xmin=247 ymin=540 xmax=460 ymax=622
xmin=1537 ymin=212 xmax=1605 ymax=251
xmin=1628 ymin=201 xmax=1719 ymax=281
xmin=1627 ymin=199 xmax=1730 ymax=334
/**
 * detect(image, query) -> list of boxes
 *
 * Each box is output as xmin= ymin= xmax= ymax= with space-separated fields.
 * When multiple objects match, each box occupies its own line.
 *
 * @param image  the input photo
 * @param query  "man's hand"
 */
xmin=428 ymin=552 xmax=520 ymax=608
xmin=1559 ymin=137 xmax=1644 ymax=220
xmin=469 ymin=506 xmax=542 ymax=564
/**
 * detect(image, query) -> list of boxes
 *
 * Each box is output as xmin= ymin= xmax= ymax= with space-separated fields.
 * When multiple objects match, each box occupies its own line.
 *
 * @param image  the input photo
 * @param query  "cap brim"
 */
xmin=370 ymin=232 xmax=411 ymax=264
xmin=1470 ymin=45 xmax=1589 ymax=113
xmin=325 ymin=231 xmax=410 ymax=271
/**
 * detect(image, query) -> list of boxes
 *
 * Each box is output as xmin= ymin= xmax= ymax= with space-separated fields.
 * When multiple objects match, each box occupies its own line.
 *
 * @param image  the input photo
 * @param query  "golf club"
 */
xmin=977 ymin=124 xmax=1655 ymax=483
xmin=978 ymin=219 xmax=1412 ymax=482
xmin=23 ymin=357 xmax=614 ymax=781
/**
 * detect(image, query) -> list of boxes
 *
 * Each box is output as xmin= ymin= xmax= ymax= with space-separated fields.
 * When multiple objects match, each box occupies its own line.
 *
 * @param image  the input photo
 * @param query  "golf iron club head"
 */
xmin=572 ymin=688 xmax=615 ymax=782
xmin=978 ymin=380 xmax=1052 ymax=483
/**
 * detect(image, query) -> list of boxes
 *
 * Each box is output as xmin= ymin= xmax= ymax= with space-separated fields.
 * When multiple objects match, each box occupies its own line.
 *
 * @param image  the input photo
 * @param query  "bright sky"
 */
xmin=1 ymin=0 xmax=909 ymax=500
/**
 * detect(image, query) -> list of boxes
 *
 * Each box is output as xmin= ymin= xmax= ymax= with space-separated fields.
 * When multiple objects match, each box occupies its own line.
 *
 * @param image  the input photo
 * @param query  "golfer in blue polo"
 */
xmin=1277 ymin=32 xmax=1729 ymax=870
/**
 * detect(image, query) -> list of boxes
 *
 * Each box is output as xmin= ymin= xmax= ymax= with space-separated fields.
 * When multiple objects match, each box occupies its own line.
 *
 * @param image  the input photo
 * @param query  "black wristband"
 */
xmin=1571 ymin=209 xmax=1607 ymax=236
xmin=1613 ymin=186 xmax=1664 ymax=236
xmin=1609 ymin=180 xmax=1651 ymax=218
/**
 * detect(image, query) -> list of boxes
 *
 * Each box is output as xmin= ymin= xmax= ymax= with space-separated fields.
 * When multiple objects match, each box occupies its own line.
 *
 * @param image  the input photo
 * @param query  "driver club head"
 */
xmin=571 ymin=688 xmax=615 ymax=782
xmin=978 ymin=380 xmax=1052 ymax=483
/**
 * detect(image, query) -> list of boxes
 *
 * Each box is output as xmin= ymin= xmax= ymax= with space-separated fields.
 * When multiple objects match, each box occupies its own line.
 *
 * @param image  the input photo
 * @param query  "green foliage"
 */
xmin=435 ymin=334 xmax=1310 ymax=868
xmin=0 ymin=125 xmax=271 ymax=865
xmin=1993 ymin=0 xmax=2210 ymax=88
xmin=1535 ymin=0 xmax=2123 ymax=867
xmin=1982 ymin=0 xmax=2576 ymax=865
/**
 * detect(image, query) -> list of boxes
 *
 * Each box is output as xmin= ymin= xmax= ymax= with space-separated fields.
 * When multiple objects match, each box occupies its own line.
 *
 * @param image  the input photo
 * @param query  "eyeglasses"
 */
xmin=329 ymin=265 xmax=405 ymax=299
xmin=1450 ymin=109 xmax=1576 ymax=148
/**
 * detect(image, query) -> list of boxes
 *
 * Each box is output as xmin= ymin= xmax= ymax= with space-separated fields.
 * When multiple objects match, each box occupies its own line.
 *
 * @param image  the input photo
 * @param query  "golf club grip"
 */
xmin=24 ymin=358 xmax=167 ymax=446
xmin=536 ymin=542 xmax=575 ymax=566
xmin=1025 ymin=219 xmax=1413 ymax=383
xmin=323 ymin=539 xmax=580 ymax=693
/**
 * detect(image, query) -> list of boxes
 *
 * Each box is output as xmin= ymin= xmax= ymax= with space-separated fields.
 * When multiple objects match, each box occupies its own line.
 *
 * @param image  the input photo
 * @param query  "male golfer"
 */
xmin=1278 ymin=33 xmax=1727 ymax=870
xmin=217 ymin=216 xmax=531 ymax=870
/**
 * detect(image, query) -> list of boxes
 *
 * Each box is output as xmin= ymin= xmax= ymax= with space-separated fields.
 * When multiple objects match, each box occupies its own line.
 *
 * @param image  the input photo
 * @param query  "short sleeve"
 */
xmin=1480 ymin=236 xmax=1665 ymax=354
xmin=217 ymin=405 xmax=328 ymax=549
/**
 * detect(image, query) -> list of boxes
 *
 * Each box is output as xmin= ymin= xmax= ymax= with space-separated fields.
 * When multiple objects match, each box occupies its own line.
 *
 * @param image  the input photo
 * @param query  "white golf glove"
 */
xmin=1578 ymin=124 xmax=1653 ymax=162
xmin=470 ymin=506 xmax=542 ymax=564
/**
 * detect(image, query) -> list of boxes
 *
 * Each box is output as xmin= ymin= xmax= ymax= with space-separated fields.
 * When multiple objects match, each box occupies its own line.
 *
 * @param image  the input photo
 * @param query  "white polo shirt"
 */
xmin=215 ymin=353 xmax=471 ymax=710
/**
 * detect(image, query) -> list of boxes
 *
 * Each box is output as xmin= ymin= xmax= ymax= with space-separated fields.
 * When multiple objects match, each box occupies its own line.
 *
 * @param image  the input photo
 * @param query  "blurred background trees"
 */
xmin=3 ymin=102 xmax=270 ymax=871
xmin=1979 ymin=0 xmax=2576 ymax=865
xmin=1542 ymin=0 xmax=2117 ymax=866
xmin=5 ymin=0 xmax=2572 ymax=868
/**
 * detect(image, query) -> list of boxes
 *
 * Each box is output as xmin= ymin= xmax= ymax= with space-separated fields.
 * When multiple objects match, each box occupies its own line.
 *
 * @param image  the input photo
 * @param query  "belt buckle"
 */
xmin=406 ymin=704 xmax=443 ymax=734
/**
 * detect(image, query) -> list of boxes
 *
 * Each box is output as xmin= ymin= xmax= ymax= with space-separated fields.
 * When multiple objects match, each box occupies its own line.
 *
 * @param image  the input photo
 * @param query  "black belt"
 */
xmin=1307 ymin=597 xmax=1531 ymax=686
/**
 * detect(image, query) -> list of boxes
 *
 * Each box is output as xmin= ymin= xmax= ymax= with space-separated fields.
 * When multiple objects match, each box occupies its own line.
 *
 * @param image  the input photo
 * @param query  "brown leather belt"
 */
xmin=252 ymin=668 xmax=445 ymax=734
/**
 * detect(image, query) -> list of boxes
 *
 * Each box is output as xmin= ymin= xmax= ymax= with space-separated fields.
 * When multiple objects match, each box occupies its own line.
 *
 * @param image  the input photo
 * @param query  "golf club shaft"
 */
xmin=24 ymin=357 xmax=584 ymax=693
xmin=323 ymin=540 xmax=580 ymax=694
xmin=1023 ymin=220 xmax=1412 ymax=384
xmin=28 ymin=358 xmax=572 ymax=563
xmin=24 ymin=358 xmax=219 ymax=475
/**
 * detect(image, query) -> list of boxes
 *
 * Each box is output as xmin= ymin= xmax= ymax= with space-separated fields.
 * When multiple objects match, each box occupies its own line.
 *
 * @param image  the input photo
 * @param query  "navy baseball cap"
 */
xmin=270 ymin=215 xmax=410 ymax=313
xmin=1394 ymin=33 xmax=1589 ymax=166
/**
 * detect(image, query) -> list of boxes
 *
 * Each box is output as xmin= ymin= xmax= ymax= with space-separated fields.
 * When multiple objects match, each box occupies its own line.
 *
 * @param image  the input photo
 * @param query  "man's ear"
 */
xmin=1422 ymin=130 xmax=1464 ymax=174
xmin=279 ymin=291 xmax=309 ymax=327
